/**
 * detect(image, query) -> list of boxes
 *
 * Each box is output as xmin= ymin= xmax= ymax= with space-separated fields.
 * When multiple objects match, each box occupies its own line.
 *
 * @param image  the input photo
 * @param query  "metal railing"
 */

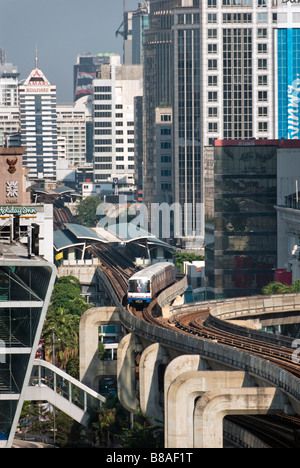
xmin=28 ymin=360 xmax=106 ymax=423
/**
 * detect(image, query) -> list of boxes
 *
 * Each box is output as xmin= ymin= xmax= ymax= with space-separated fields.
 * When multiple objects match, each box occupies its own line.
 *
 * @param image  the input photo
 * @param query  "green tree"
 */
xmin=49 ymin=276 xmax=79 ymax=309
xmin=43 ymin=275 xmax=91 ymax=376
xmin=43 ymin=306 xmax=80 ymax=371
xmin=93 ymin=406 xmax=116 ymax=447
xmin=262 ymin=281 xmax=291 ymax=295
xmin=26 ymin=402 xmax=53 ymax=442
xmin=120 ymin=417 xmax=163 ymax=448
xmin=54 ymin=410 xmax=85 ymax=447
xmin=262 ymin=279 xmax=300 ymax=295
xmin=98 ymin=340 xmax=106 ymax=360
xmin=19 ymin=401 xmax=31 ymax=436
xmin=75 ymin=195 xmax=102 ymax=227
xmin=91 ymin=396 xmax=129 ymax=447
xmin=49 ymin=275 xmax=90 ymax=316
xmin=174 ymin=252 xmax=204 ymax=273
xmin=291 ymin=279 xmax=300 ymax=293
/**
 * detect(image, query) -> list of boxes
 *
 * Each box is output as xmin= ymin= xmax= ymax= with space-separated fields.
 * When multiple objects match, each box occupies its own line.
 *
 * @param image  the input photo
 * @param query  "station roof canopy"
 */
xmin=105 ymin=222 xmax=155 ymax=243
xmin=53 ymin=222 xmax=175 ymax=253
xmin=29 ymin=184 xmax=82 ymax=198
xmin=53 ymin=223 xmax=108 ymax=252
xmin=53 ymin=229 xmax=86 ymax=252
xmin=64 ymin=223 xmax=108 ymax=243
xmin=104 ymin=223 xmax=175 ymax=250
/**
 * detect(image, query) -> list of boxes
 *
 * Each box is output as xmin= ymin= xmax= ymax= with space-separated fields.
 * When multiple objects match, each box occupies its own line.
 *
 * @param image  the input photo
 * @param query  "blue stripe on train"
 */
xmin=128 ymin=297 xmax=151 ymax=303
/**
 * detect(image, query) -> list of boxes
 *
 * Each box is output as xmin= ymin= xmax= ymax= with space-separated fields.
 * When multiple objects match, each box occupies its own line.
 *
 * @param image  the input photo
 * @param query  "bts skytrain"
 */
xmin=127 ymin=262 xmax=175 ymax=305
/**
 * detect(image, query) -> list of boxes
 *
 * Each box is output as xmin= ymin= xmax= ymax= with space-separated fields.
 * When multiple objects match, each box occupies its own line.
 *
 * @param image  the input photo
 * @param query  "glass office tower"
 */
xmin=205 ymin=140 xmax=277 ymax=299
xmin=142 ymin=0 xmax=300 ymax=249
xmin=143 ymin=0 xmax=179 ymax=210
xmin=173 ymin=8 xmax=203 ymax=246
xmin=143 ymin=0 xmax=202 ymax=245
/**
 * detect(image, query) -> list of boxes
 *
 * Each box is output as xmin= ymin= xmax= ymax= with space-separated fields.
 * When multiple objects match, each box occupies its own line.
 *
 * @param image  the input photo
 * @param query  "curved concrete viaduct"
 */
xmin=79 ymin=290 xmax=300 ymax=448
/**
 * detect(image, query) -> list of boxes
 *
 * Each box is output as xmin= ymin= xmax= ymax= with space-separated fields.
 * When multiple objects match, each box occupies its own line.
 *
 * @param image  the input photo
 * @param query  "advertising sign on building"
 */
xmin=278 ymin=29 xmax=300 ymax=139
xmin=0 ymin=148 xmax=30 ymax=205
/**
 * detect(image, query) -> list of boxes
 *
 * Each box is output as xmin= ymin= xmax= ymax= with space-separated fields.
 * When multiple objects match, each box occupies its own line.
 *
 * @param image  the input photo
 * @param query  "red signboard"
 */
xmin=214 ymin=139 xmax=300 ymax=149
xmin=275 ymin=268 xmax=292 ymax=285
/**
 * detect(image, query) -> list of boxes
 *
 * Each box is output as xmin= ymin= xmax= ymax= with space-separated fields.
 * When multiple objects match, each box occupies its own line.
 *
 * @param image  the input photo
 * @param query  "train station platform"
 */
xmin=54 ymin=222 xmax=175 ymax=265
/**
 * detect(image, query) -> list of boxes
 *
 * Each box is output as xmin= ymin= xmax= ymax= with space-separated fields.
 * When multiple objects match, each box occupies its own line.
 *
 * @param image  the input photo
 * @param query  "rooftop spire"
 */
xmin=35 ymin=42 xmax=38 ymax=69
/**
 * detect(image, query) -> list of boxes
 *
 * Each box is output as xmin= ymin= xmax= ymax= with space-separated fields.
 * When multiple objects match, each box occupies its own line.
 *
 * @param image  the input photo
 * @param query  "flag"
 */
xmin=55 ymin=252 xmax=63 ymax=261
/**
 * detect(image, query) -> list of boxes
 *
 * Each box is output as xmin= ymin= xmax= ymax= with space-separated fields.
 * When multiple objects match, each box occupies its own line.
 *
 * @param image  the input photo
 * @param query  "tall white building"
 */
xmin=93 ymin=54 xmax=143 ymax=188
xmin=0 ymin=59 xmax=20 ymax=146
xmin=57 ymin=96 xmax=93 ymax=167
xmin=198 ymin=0 xmax=277 ymax=145
xmin=19 ymin=67 xmax=58 ymax=181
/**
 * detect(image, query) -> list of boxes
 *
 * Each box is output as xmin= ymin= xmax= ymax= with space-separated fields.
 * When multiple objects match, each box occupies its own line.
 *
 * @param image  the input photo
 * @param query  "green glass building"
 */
xmin=205 ymin=140 xmax=277 ymax=299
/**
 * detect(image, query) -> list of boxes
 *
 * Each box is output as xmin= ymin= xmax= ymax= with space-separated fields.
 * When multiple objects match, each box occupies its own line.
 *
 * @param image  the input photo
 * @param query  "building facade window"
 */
xmin=223 ymin=28 xmax=253 ymax=139
xmin=208 ymin=13 xmax=217 ymax=23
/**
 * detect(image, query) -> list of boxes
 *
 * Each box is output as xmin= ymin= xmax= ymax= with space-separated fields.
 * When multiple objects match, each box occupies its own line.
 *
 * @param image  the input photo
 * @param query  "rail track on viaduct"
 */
xmin=78 ymin=241 xmax=300 ymax=447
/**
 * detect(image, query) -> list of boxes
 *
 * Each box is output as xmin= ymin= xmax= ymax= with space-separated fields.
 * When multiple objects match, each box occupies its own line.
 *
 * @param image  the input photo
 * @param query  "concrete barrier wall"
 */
xmin=204 ymin=314 xmax=294 ymax=348
xmin=171 ymin=293 xmax=300 ymax=347
xmin=212 ymin=294 xmax=300 ymax=320
xmin=172 ymin=293 xmax=300 ymax=321
xmin=224 ymin=420 xmax=270 ymax=448
xmin=95 ymin=267 xmax=120 ymax=306
xmin=157 ymin=276 xmax=188 ymax=308
xmin=119 ymin=306 xmax=300 ymax=413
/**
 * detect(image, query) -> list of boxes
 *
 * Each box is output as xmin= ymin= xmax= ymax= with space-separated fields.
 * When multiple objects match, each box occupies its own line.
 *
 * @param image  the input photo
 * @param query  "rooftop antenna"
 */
xmin=35 ymin=42 xmax=38 ymax=69
xmin=115 ymin=0 xmax=126 ymax=38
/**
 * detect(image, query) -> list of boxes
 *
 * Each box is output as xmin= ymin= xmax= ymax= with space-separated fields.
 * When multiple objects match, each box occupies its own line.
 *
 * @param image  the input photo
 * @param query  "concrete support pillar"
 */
xmin=165 ymin=369 xmax=248 ymax=448
xmin=139 ymin=343 xmax=170 ymax=425
xmin=79 ymin=306 xmax=120 ymax=387
xmin=117 ymin=333 xmax=142 ymax=413
xmin=194 ymin=387 xmax=285 ymax=448
xmin=164 ymin=355 xmax=209 ymax=447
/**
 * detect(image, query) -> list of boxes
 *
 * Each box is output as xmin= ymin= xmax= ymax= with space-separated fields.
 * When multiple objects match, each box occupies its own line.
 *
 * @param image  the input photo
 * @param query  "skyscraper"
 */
xmin=121 ymin=2 xmax=150 ymax=65
xmin=205 ymin=139 xmax=278 ymax=299
xmin=0 ymin=54 xmax=20 ymax=147
xmin=142 ymin=0 xmax=300 ymax=248
xmin=143 ymin=0 xmax=202 ymax=247
xmin=143 ymin=1 xmax=178 ymax=212
xmin=57 ymin=96 xmax=93 ymax=167
xmin=93 ymin=55 xmax=143 ymax=187
xmin=19 ymin=66 xmax=58 ymax=181
xmin=73 ymin=53 xmax=112 ymax=102
xmin=172 ymin=5 xmax=203 ymax=248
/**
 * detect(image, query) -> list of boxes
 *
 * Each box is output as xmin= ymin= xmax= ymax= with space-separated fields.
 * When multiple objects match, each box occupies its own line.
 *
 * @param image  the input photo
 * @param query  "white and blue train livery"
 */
xmin=127 ymin=262 xmax=175 ymax=305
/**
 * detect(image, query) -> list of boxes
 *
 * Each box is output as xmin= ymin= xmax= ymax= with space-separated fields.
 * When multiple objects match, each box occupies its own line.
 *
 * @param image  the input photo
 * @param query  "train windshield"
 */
xmin=128 ymin=279 xmax=150 ymax=293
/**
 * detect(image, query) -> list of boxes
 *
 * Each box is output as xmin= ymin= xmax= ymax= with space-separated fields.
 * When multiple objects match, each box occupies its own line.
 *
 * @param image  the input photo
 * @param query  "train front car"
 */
xmin=128 ymin=276 xmax=152 ymax=304
xmin=127 ymin=263 xmax=175 ymax=306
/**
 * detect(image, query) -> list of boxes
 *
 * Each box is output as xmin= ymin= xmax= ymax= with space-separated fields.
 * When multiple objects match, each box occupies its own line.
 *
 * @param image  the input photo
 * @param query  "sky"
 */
xmin=1 ymin=0 xmax=140 ymax=102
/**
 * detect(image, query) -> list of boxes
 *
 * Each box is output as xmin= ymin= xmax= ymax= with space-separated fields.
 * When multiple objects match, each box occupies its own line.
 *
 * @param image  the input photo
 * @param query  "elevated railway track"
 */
xmin=87 ymin=243 xmax=136 ymax=302
xmin=68 ymin=226 xmax=300 ymax=447
xmin=94 ymin=251 xmax=300 ymax=379
xmin=170 ymin=309 xmax=300 ymax=379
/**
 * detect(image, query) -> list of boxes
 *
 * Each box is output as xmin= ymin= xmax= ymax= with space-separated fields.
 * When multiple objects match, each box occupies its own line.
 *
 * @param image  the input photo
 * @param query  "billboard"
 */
xmin=278 ymin=29 xmax=300 ymax=139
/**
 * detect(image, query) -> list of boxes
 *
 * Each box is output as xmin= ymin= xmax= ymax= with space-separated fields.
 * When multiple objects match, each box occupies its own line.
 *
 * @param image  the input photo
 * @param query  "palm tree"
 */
xmin=291 ymin=279 xmax=300 ymax=293
xmin=262 ymin=282 xmax=290 ymax=295
xmin=93 ymin=407 xmax=116 ymax=447
xmin=43 ymin=307 xmax=80 ymax=370
xmin=262 ymin=280 xmax=300 ymax=295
